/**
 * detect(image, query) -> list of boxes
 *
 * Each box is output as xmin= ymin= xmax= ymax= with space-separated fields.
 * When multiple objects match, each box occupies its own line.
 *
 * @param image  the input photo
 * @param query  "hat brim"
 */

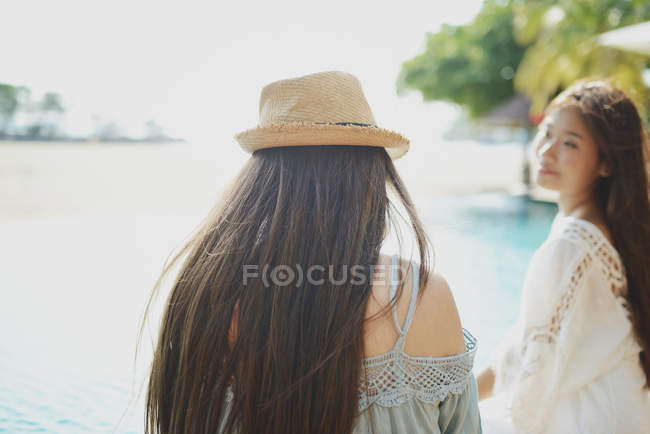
xmin=234 ymin=122 xmax=410 ymax=160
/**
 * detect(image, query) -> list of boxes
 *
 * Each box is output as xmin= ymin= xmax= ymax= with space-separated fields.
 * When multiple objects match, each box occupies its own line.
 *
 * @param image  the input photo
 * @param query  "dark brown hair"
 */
xmin=547 ymin=80 xmax=650 ymax=387
xmin=139 ymin=145 xmax=431 ymax=433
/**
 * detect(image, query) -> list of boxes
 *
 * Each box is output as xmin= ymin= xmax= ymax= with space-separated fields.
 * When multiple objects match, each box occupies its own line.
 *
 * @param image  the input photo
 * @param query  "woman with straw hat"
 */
xmin=141 ymin=71 xmax=481 ymax=434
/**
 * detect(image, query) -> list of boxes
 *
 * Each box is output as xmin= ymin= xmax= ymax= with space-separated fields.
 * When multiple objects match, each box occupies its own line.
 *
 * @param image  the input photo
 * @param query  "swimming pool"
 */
xmin=422 ymin=192 xmax=557 ymax=366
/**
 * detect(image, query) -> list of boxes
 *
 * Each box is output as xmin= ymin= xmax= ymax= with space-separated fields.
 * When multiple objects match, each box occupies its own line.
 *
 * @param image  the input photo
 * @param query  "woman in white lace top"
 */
xmin=477 ymin=80 xmax=650 ymax=433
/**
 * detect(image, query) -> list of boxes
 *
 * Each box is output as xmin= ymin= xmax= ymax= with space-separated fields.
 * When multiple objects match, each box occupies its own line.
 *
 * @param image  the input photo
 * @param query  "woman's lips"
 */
xmin=538 ymin=166 xmax=558 ymax=175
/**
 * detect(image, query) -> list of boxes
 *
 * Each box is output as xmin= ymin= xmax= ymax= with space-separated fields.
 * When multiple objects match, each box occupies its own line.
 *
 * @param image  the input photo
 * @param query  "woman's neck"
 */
xmin=557 ymin=190 xmax=614 ymax=244
xmin=557 ymin=190 xmax=602 ymax=222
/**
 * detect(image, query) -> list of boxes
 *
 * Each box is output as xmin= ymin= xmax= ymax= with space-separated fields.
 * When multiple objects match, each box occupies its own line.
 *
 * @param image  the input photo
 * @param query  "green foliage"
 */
xmin=399 ymin=0 xmax=650 ymax=120
xmin=0 ymin=84 xmax=30 ymax=135
xmin=512 ymin=0 xmax=650 ymax=114
xmin=397 ymin=0 xmax=528 ymax=117
xmin=40 ymin=92 xmax=64 ymax=113
xmin=0 ymin=84 xmax=65 ymax=137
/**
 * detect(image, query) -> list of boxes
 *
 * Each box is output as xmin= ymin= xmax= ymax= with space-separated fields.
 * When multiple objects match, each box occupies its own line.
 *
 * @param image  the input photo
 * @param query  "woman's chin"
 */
xmin=534 ymin=174 xmax=560 ymax=191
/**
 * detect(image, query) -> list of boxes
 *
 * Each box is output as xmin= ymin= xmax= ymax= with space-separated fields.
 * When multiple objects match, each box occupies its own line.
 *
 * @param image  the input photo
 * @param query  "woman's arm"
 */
xmin=476 ymin=366 xmax=495 ymax=401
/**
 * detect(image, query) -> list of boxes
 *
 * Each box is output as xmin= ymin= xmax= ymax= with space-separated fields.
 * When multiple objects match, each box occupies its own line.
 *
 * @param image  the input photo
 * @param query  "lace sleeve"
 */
xmin=490 ymin=237 xmax=592 ymax=433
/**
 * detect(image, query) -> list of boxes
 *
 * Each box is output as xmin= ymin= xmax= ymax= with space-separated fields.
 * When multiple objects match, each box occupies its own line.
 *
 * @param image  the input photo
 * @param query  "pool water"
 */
xmin=0 ymin=192 xmax=557 ymax=433
xmin=423 ymin=193 xmax=557 ymax=366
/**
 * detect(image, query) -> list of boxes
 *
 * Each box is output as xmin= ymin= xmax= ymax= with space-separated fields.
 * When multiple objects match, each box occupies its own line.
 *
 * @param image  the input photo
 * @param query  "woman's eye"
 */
xmin=563 ymin=141 xmax=577 ymax=148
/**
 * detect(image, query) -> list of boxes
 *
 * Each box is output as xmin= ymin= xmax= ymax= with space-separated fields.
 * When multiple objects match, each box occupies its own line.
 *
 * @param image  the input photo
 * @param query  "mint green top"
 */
xmin=354 ymin=255 xmax=481 ymax=433
xmin=221 ymin=255 xmax=481 ymax=433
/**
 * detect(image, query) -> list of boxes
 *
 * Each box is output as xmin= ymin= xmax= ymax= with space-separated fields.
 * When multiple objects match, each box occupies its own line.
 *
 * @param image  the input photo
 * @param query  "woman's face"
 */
xmin=533 ymin=105 xmax=608 ymax=195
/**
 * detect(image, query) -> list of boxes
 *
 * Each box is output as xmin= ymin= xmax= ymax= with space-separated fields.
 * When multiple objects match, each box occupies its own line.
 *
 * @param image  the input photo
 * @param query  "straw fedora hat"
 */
xmin=234 ymin=71 xmax=410 ymax=160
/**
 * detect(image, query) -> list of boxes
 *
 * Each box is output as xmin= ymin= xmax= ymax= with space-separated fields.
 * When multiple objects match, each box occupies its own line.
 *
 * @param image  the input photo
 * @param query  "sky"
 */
xmin=2 ymin=0 xmax=484 ymax=143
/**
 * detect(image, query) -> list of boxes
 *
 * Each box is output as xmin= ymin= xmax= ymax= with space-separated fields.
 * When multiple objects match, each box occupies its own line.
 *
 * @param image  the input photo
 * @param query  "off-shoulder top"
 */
xmin=354 ymin=254 xmax=481 ymax=433
xmin=221 ymin=255 xmax=481 ymax=433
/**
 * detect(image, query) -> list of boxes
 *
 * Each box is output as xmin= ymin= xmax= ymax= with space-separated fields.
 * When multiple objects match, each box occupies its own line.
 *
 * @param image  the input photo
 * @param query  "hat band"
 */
xmin=313 ymin=121 xmax=378 ymax=128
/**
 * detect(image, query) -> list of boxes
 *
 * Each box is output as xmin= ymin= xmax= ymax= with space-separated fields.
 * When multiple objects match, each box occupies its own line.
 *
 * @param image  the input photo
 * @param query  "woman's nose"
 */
xmin=536 ymin=139 xmax=556 ymax=159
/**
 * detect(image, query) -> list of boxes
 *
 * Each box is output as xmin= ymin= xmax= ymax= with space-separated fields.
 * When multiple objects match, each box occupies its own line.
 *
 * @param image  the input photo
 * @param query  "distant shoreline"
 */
xmin=0 ymin=136 xmax=187 ymax=145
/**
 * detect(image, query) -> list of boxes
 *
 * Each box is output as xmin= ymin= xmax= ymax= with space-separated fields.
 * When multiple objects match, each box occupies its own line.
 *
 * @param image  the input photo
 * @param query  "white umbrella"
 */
xmin=598 ymin=21 xmax=650 ymax=55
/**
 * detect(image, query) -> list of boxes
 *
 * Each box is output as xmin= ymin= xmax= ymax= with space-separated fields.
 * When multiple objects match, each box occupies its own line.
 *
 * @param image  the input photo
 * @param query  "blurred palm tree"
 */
xmin=513 ymin=0 xmax=650 ymax=116
xmin=399 ymin=0 xmax=650 ymax=122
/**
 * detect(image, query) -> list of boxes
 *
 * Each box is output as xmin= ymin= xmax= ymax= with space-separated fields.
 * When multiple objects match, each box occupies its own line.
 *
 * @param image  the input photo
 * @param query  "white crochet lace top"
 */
xmin=487 ymin=216 xmax=648 ymax=433
xmin=358 ymin=254 xmax=478 ymax=411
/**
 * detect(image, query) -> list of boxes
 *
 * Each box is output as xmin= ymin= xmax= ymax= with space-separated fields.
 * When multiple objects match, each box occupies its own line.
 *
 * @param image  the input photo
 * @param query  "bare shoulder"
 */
xmin=364 ymin=255 xmax=467 ymax=358
xmin=404 ymin=271 xmax=467 ymax=357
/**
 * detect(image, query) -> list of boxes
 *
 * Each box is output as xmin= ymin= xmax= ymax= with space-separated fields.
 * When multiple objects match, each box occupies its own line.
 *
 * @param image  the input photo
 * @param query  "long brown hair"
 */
xmin=139 ymin=145 xmax=431 ymax=433
xmin=547 ymin=80 xmax=650 ymax=387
